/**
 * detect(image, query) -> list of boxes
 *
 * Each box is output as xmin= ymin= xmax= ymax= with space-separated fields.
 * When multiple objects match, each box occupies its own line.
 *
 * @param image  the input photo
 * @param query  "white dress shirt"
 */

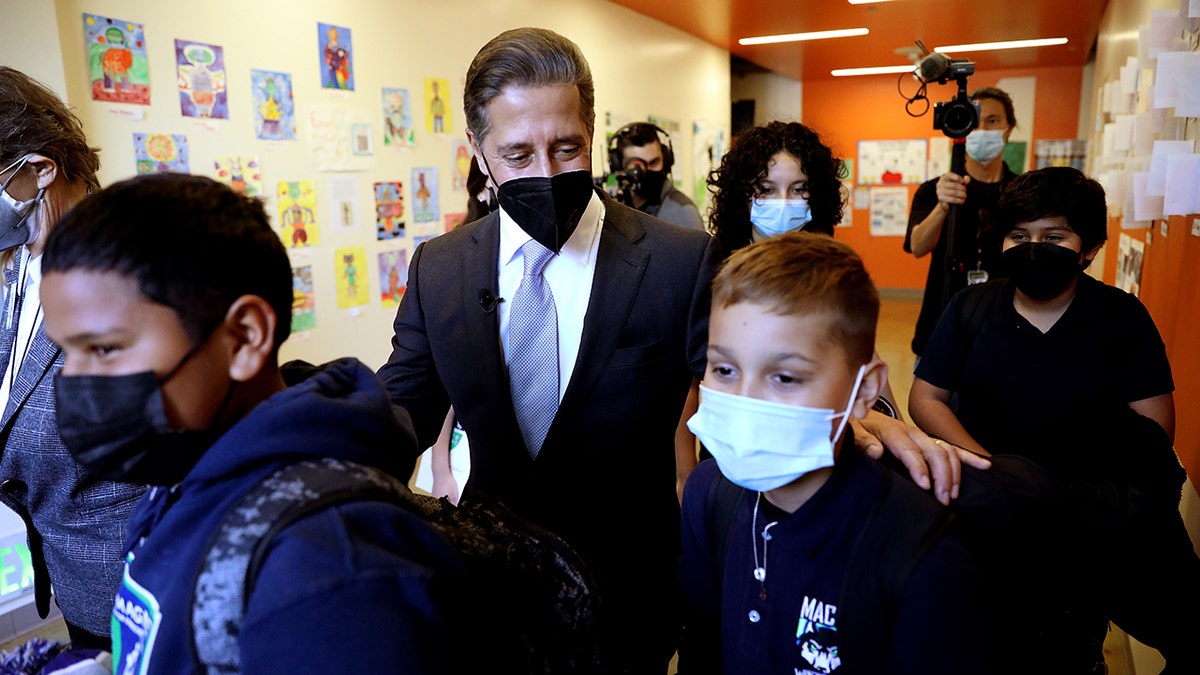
xmin=1 ymin=248 xmax=44 ymax=407
xmin=497 ymin=191 xmax=604 ymax=402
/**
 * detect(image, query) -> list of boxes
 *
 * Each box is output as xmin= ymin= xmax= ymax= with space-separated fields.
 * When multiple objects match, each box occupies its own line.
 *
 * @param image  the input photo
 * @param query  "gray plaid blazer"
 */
xmin=0 ymin=260 xmax=144 ymax=635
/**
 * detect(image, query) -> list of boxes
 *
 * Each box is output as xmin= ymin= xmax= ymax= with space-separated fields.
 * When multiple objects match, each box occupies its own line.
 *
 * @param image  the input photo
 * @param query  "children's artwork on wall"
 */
xmin=444 ymin=213 xmax=465 ymax=232
xmin=251 ymin=69 xmax=296 ymax=141
xmin=381 ymin=87 xmax=414 ymax=148
xmin=327 ymin=175 xmax=360 ymax=231
xmin=378 ymin=249 xmax=409 ymax=309
xmin=277 ymin=181 xmax=319 ymax=247
xmin=857 ymin=139 xmax=928 ymax=185
xmin=352 ymin=123 xmax=373 ymax=155
xmin=291 ymin=265 xmax=316 ymax=333
xmin=83 ymin=13 xmax=150 ymax=105
xmin=412 ymin=167 xmax=439 ymax=223
xmin=335 ymin=246 xmax=369 ymax=309
xmin=374 ymin=181 xmax=405 ymax=240
xmin=692 ymin=119 xmax=725 ymax=211
xmin=305 ymin=105 xmax=372 ymax=171
xmin=318 ymin=23 xmax=354 ymax=90
xmin=424 ymin=78 xmax=450 ymax=134
xmin=452 ymin=140 xmax=472 ymax=191
xmin=175 ymin=40 xmax=227 ymax=119
xmin=412 ymin=234 xmax=436 ymax=250
xmin=213 ymin=156 xmax=262 ymax=198
xmin=133 ymin=133 xmax=189 ymax=174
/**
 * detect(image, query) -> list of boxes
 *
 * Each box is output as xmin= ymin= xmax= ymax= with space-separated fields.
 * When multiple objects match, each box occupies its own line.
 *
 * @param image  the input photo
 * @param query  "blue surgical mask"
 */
xmin=0 ymin=156 xmax=42 ymax=253
xmin=687 ymin=366 xmax=866 ymax=493
xmin=965 ymin=129 xmax=1006 ymax=164
xmin=750 ymin=198 xmax=811 ymax=241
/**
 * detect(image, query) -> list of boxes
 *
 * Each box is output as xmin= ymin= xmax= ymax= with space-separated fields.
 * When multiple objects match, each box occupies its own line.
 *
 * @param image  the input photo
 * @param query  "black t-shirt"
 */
xmin=904 ymin=167 xmax=1017 ymax=355
xmin=915 ymin=276 xmax=1174 ymax=468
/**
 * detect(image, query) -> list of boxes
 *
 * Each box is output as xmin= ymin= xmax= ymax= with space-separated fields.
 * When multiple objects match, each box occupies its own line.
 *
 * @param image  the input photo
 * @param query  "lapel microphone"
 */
xmin=478 ymin=289 xmax=504 ymax=313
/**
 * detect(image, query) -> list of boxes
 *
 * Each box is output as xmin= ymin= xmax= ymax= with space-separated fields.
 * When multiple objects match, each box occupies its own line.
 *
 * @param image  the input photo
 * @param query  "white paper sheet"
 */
xmin=1163 ymin=153 xmax=1200 ymax=216
xmin=1148 ymin=140 xmax=1195 ymax=196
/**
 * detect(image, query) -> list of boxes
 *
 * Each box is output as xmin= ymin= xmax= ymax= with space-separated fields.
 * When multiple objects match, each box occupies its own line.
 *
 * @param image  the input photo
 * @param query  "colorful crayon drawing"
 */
xmin=335 ymin=246 xmax=369 ymax=308
xmin=251 ymin=69 xmax=296 ymax=141
xmin=378 ymin=250 xmax=409 ymax=309
xmin=133 ymin=133 xmax=189 ymax=174
xmin=318 ymin=23 xmax=354 ymax=90
xmin=424 ymin=78 xmax=450 ymax=133
xmin=374 ymin=181 xmax=405 ymax=240
xmin=381 ymin=87 xmax=414 ymax=148
xmin=277 ymin=181 xmax=319 ymax=247
xmin=213 ymin=156 xmax=262 ymax=198
xmin=175 ymin=39 xmax=227 ymax=119
xmin=83 ymin=13 xmax=150 ymax=104
xmin=452 ymin=140 xmax=472 ymax=191
xmin=291 ymin=265 xmax=316 ymax=333
xmin=412 ymin=167 xmax=439 ymax=222
xmin=444 ymin=212 xmax=465 ymax=232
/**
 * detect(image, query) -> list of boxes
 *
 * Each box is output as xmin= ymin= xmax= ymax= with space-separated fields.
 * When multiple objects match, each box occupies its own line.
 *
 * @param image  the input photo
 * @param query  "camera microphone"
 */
xmin=478 ymin=289 xmax=504 ymax=313
xmin=916 ymin=52 xmax=951 ymax=82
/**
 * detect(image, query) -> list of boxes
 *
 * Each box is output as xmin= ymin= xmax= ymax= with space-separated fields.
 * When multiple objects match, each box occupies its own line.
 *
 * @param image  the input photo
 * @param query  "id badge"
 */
xmin=967 ymin=269 xmax=989 ymax=285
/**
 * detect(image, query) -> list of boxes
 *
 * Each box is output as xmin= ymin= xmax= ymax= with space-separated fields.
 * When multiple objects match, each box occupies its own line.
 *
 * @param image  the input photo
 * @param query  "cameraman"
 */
xmin=609 ymin=122 xmax=704 ymax=230
xmin=904 ymin=87 xmax=1017 ymax=358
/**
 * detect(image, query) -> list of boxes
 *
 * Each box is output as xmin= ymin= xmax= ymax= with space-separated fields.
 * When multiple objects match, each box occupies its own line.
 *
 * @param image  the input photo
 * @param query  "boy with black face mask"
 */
xmin=910 ymin=166 xmax=1200 ymax=673
xmin=40 ymin=174 xmax=466 ymax=673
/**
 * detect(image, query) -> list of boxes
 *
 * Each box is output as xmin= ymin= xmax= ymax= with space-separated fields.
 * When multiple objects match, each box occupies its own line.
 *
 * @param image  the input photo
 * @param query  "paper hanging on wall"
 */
xmin=1147 ymin=140 xmax=1195 ymax=196
xmin=381 ymin=87 xmax=415 ymax=148
xmin=213 ymin=156 xmax=262 ymax=198
xmin=175 ymin=40 xmax=227 ymax=119
xmin=374 ymin=181 xmax=406 ymax=240
xmin=868 ymin=187 xmax=909 ymax=236
xmin=693 ymin=119 xmax=726 ymax=212
xmin=424 ymin=78 xmax=450 ymax=134
xmin=857 ymin=139 xmax=928 ymax=185
xmin=133 ymin=133 xmax=189 ymax=174
xmin=352 ymin=124 xmax=373 ymax=156
xmin=1153 ymin=52 xmax=1200 ymax=109
xmin=1132 ymin=172 xmax=1165 ymax=223
xmin=277 ymin=181 xmax=319 ymax=247
xmin=452 ymin=140 xmax=472 ymax=191
xmin=83 ymin=13 xmax=150 ymax=105
xmin=251 ymin=69 xmax=296 ymax=141
xmin=1115 ymin=233 xmax=1145 ymax=296
xmin=335 ymin=246 xmax=369 ymax=309
xmin=1163 ymin=154 xmax=1200 ymax=216
xmin=412 ymin=167 xmax=440 ymax=223
xmin=444 ymin=213 xmax=466 ymax=232
xmin=291 ymin=265 xmax=316 ymax=333
xmin=378 ymin=249 xmax=409 ymax=309
xmin=305 ymin=105 xmax=372 ymax=171
xmin=327 ymin=176 xmax=361 ymax=231
xmin=318 ymin=23 xmax=354 ymax=91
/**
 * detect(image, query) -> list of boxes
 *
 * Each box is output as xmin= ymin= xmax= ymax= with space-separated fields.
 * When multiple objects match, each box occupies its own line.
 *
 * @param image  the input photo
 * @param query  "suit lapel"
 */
xmin=556 ymin=201 xmax=648 ymax=421
xmin=461 ymin=214 xmax=509 ymax=412
xmin=1 ymin=329 xmax=59 ymax=433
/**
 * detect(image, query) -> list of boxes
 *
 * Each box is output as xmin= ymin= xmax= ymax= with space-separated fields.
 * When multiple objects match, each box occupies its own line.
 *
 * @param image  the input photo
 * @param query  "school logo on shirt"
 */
xmin=113 ymin=553 xmax=161 ymax=675
xmin=795 ymin=595 xmax=839 ymax=674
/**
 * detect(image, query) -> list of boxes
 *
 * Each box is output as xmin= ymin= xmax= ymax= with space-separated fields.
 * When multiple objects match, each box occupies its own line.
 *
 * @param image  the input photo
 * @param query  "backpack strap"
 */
xmin=189 ymin=458 xmax=409 ymax=675
xmin=956 ymin=281 xmax=1004 ymax=354
xmin=838 ymin=469 xmax=952 ymax=674
xmin=705 ymin=468 xmax=746 ymax=577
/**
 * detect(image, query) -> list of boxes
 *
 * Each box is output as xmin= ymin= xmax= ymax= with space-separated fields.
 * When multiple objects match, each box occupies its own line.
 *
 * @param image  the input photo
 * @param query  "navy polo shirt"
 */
xmin=916 ymin=275 xmax=1173 ymax=466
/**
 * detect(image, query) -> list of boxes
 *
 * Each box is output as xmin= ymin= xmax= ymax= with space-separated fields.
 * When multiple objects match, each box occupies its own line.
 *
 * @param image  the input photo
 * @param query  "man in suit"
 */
xmin=0 ymin=67 xmax=145 ymax=649
xmin=378 ymin=27 xmax=717 ymax=673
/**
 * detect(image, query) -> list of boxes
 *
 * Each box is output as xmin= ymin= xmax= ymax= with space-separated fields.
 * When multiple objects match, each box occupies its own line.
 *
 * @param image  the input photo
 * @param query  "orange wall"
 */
xmin=803 ymin=65 xmax=1083 ymax=290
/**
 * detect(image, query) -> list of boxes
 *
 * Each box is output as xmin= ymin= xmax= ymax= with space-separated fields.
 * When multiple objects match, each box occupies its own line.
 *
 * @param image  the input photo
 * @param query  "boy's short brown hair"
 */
xmin=712 ymin=231 xmax=879 ymax=365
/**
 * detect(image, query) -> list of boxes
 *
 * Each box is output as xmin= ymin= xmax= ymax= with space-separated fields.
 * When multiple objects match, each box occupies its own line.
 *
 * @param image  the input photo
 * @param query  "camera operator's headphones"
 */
xmin=607 ymin=122 xmax=675 ymax=174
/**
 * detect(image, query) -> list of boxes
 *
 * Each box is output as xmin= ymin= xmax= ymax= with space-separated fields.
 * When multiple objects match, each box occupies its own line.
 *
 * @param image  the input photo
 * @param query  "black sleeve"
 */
xmin=904 ymin=180 xmax=939 ymax=254
xmin=687 ymin=236 xmax=721 ymax=380
xmin=1118 ymin=293 xmax=1175 ymax=402
xmin=912 ymin=288 xmax=970 ymax=390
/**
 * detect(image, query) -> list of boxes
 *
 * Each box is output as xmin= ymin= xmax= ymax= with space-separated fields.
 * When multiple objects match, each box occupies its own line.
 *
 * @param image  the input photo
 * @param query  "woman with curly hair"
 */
xmin=707 ymin=121 xmax=847 ymax=255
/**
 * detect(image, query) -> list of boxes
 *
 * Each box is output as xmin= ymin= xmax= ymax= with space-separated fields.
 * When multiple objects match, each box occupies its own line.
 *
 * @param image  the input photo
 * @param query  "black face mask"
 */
xmin=494 ymin=169 xmax=595 ymax=253
xmin=1002 ymin=242 xmax=1084 ymax=300
xmin=634 ymin=169 xmax=667 ymax=202
xmin=55 ymin=335 xmax=236 ymax=486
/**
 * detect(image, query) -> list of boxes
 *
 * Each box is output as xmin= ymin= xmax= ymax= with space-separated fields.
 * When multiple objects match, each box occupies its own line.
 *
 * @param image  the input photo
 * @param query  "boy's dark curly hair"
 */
xmin=706 ymin=121 xmax=846 ymax=257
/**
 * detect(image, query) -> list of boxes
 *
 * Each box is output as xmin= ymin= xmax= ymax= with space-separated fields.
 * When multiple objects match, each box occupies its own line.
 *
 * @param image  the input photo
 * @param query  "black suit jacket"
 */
xmin=378 ymin=192 xmax=717 ymax=606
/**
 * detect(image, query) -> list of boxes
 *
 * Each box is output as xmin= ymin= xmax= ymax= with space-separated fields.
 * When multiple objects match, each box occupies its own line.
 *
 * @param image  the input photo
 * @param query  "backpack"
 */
xmin=189 ymin=457 xmax=602 ymax=675
xmin=688 ymin=465 xmax=950 ymax=675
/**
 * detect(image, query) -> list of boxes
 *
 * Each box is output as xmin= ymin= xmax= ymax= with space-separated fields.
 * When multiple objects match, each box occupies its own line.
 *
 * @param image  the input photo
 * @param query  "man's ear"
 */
xmin=850 ymin=355 xmax=889 ymax=420
xmin=221 ymin=295 xmax=277 ymax=382
xmin=24 ymin=154 xmax=60 ymax=191
xmin=466 ymin=130 xmax=488 ymax=179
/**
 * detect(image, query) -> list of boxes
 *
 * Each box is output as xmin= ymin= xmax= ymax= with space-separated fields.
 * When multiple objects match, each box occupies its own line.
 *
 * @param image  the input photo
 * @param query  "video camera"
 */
xmin=918 ymin=53 xmax=979 ymax=139
xmin=600 ymin=163 xmax=647 ymax=204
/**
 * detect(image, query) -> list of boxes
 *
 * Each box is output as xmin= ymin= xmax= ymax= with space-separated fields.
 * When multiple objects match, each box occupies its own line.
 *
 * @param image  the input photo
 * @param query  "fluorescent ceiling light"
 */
xmin=831 ymin=64 xmax=915 ymax=77
xmin=935 ymin=37 xmax=1068 ymax=53
xmin=739 ymin=28 xmax=869 ymax=46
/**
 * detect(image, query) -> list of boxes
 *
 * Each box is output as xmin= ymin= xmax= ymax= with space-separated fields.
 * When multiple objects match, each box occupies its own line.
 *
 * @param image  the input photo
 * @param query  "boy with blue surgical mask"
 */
xmin=677 ymin=232 xmax=983 ymax=675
